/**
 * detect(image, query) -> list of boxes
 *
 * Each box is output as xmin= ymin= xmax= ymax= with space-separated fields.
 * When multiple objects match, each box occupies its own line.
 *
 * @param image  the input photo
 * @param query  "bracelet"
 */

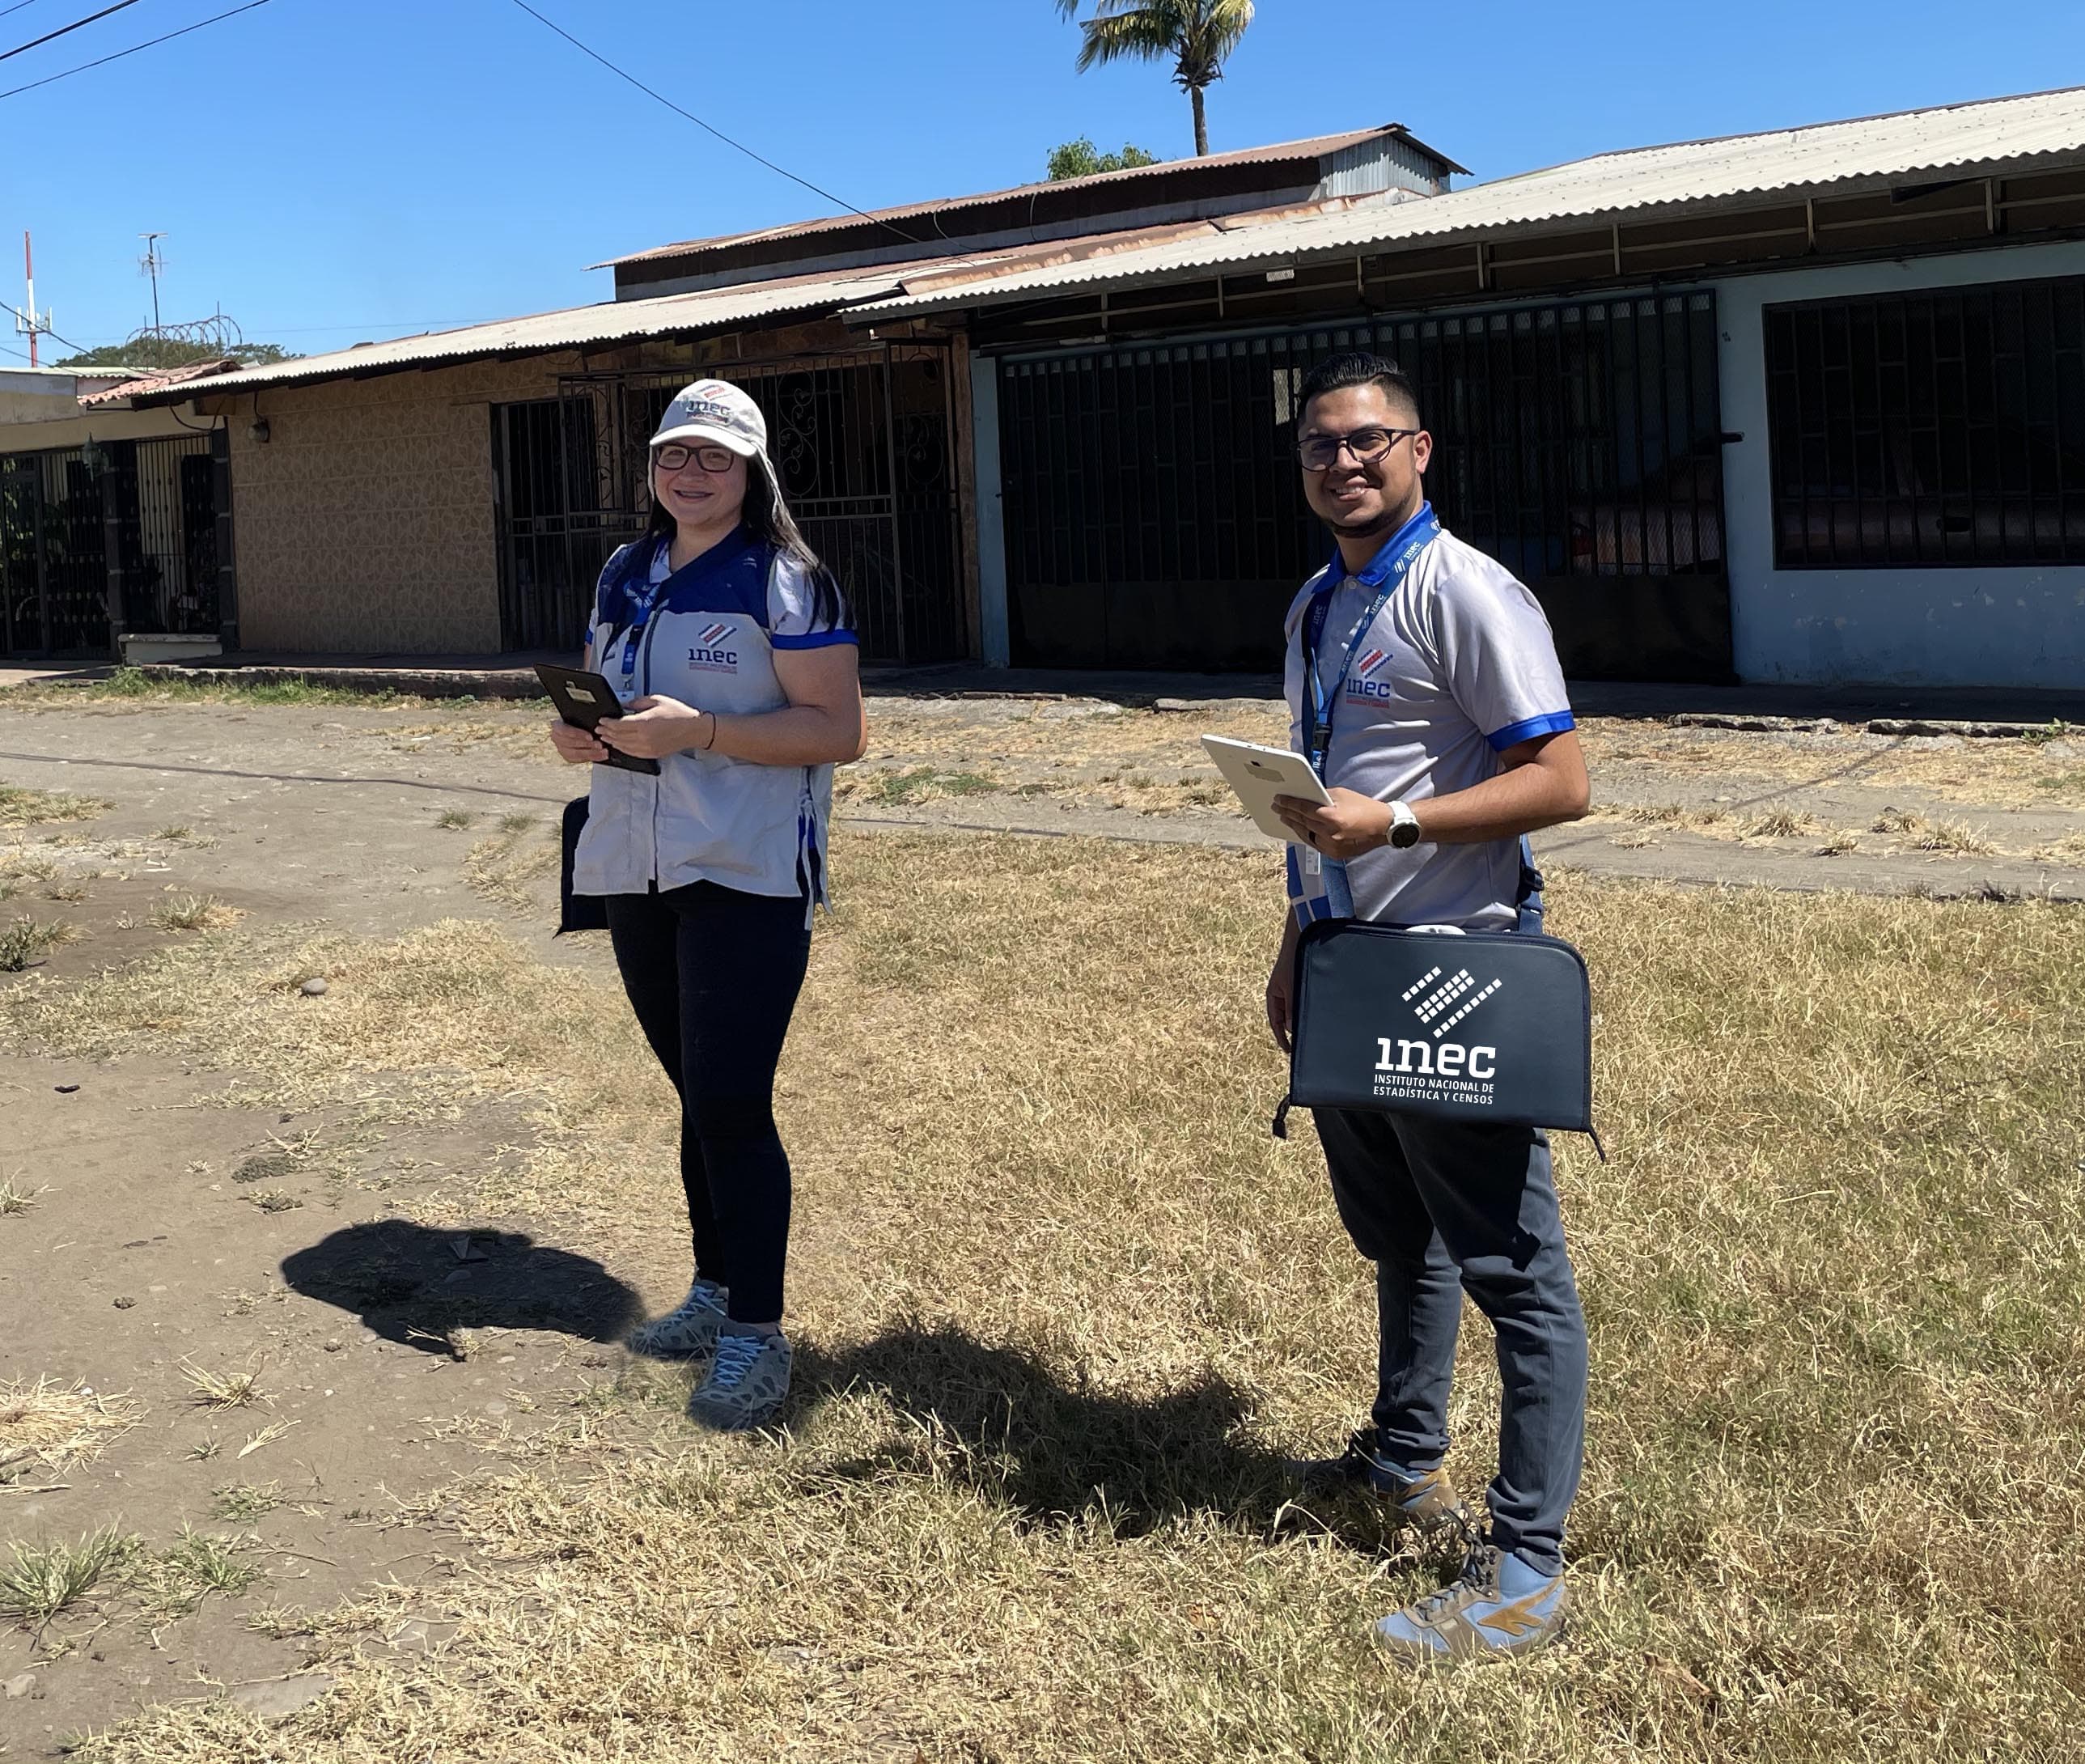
xmin=701 ymin=711 xmax=718 ymax=752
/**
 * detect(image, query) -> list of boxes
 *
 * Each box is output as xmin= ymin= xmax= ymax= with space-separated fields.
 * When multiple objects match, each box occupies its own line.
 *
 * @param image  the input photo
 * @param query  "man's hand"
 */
xmin=548 ymin=719 xmax=607 ymax=765
xmin=595 ymin=695 xmax=708 ymax=761
xmin=1273 ymin=787 xmax=1393 ymax=861
xmin=1266 ymin=916 xmax=1301 ymax=1053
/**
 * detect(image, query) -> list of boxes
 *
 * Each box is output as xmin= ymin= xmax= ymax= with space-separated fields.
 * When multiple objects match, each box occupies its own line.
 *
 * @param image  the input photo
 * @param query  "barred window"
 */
xmin=1765 ymin=276 xmax=2085 ymax=567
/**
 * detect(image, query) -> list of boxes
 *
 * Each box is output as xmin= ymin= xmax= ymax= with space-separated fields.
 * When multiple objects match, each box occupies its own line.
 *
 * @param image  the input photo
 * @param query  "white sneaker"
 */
xmin=626 ymin=1277 xmax=729 ymax=1359
xmin=686 ymin=1326 xmax=792 ymax=1431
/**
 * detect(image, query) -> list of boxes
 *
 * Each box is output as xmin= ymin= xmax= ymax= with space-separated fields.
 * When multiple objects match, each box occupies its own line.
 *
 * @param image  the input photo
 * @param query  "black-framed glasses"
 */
xmin=654 ymin=442 xmax=738 ymax=474
xmin=1297 ymin=426 xmax=1420 ymax=472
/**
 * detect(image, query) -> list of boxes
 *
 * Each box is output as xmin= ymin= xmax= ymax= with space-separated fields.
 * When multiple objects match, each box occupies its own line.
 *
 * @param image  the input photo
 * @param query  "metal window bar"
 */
xmin=1 ymin=437 xmax=214 ymax=659
xmin=1765 ymin=272 xmax=2085 ymax=566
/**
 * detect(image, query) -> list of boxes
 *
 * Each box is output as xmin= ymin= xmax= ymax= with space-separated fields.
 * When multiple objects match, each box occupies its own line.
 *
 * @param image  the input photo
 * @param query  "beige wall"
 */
xmin=197 ymin=353 xmax=583 ymax=655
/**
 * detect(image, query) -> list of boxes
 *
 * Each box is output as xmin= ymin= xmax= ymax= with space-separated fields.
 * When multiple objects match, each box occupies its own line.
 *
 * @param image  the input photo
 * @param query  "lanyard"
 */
xmin=617 ymin=541 xmax=671 ymax=682
xmin=1301 ymin=502 xmax=1439 ymax=778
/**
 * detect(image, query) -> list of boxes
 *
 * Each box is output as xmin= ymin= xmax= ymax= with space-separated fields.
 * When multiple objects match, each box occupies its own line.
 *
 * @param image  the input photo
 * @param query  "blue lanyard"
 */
xmin=617 ymin=541 xmax=670 ymax=682
xmin=1302 ymin=502 xmax=1439 ymax=778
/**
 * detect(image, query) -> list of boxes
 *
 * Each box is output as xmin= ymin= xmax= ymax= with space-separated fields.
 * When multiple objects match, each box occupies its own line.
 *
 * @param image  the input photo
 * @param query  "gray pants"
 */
xmin=1314 ymin=1106 xmax=1588 ymax=1576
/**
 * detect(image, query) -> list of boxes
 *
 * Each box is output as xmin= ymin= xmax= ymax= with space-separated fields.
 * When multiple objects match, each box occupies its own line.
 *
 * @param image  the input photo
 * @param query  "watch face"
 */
xmin=1391 ymin=817 xmax=1422 ymax=849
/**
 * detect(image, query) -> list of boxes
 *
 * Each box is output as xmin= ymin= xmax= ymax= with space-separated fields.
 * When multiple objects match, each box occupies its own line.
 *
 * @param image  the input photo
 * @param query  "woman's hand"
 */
xmin=549 ymin=719 xmax=608 ymax=765
xmin=595 ymin=694 xmax=710 ymax=761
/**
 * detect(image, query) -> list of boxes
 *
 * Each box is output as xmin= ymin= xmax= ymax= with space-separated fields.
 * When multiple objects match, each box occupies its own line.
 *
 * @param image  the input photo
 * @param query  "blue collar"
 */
xmin=1343 ymin=501 xmax=1439 ymax=590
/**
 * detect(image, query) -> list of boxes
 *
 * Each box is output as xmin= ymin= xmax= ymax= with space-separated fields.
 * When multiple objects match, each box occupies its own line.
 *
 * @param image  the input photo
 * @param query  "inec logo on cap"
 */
xmin=1369 ymin=963 xmax=1502 ymax=1104
xmin=689 ymin=618 xmax=739 ymax=672
xmin=654 ymin=377 xmax=768 ymax=455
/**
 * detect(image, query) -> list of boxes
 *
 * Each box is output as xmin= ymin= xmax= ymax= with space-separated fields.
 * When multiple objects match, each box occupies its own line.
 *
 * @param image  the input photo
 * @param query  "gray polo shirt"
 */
xmin=1283 ymin=514 xmax=1574 ymax=931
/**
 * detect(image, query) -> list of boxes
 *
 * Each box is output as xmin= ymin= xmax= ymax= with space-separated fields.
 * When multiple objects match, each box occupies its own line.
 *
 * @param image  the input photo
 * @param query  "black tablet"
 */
xmin=535 ymin=664 xmax=662 ymax=776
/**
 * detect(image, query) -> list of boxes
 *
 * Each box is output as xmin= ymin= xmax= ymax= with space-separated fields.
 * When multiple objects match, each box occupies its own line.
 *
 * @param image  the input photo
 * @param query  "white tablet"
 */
xmin=1200 ymin=735 xmax=1331 ymax=844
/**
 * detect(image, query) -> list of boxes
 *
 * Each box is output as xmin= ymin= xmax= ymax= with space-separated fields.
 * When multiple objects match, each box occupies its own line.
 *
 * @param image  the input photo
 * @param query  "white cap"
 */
xmin=650 ymin=378 xmax=767 ymax=458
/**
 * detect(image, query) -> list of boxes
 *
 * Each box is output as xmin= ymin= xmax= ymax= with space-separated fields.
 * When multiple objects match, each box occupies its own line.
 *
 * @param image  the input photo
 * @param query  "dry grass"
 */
xmin=181 ymin=1361 xmax=267 ymax=1411
xmin=0 ymin=1378 xmax=142 ymax=1483
xmin=150 ymin=893 xmax=246 ymax=932
xmin=0 ymin=785 xmax=109 ymax=827
xmin=0 ymin=913 xmax=81 ymax=970
xmin=464 ymin=823 xmax=562 ymax=911
xmin=1581 ymin=718 xmax=2082 ymax=807
xmin=0 ymin=1525 xmax=137 ymax=1625
xmin=22 ymin=832 xmax=2079 ymax=1762
xmin=0 ymin=1176 xmax=44 ymax=1215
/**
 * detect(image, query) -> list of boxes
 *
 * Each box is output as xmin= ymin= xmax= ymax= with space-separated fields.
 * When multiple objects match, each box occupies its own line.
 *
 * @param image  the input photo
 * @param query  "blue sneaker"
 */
xmin=1373 ymin=1543 xmax=1568 ymax=1662
xmin=1289 ymin=1429 xmax=1473 ymax=1541
xmin=626 ymin=1276 xmax=729 ymax=1359
xmin=685 ymin=1325 xmax=792 ymax=1432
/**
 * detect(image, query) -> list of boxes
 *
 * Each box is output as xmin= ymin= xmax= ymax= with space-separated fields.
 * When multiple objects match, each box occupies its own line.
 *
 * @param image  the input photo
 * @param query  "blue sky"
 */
xmin=2 ymin=0 xmax=2083 ymax=361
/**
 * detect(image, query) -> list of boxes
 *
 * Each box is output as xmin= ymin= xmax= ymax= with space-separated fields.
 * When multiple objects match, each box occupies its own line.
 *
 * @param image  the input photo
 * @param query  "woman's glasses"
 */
xmin=1297 ymin=426 xmax=1420 ymax=472
xmin=655 ymin=442 xmax=738 ymax=474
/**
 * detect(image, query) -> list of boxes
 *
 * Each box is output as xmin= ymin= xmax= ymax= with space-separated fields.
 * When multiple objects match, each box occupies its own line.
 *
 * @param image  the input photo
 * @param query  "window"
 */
xmin=1764 ymin=275 xmax=2085 ymax=567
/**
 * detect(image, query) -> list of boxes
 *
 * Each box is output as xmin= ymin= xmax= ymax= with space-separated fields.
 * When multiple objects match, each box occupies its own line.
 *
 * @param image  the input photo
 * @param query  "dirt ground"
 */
xmin=0 ymin=683 xmax=2080 ymax=1753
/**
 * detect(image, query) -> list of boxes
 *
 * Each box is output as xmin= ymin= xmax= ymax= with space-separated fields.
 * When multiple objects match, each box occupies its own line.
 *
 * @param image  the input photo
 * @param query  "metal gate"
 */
xmin=997 ymin=291 xmax=1731 ymax=680
xmin=493 ymin=342 xmax=967 ymax=664
xmin=0 ymin=435 xmax=218 ymax=659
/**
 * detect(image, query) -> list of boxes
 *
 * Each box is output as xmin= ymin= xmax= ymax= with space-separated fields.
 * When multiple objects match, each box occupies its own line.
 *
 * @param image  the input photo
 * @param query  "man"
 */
xmin=1266 ymin=350 xmax=1592 ymax=1662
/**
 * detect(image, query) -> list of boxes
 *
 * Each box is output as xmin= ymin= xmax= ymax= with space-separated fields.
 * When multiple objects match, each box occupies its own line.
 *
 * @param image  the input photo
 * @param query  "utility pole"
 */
xmin=11 ymin=231 xmax=53 ymax=366
xmin=138 ymin=231 xmax=167 ymax=335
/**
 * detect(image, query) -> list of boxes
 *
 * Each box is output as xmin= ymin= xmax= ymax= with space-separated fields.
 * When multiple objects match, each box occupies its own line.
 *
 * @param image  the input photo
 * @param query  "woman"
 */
xmin=549 ymin=377 xmax=865 ymax=1431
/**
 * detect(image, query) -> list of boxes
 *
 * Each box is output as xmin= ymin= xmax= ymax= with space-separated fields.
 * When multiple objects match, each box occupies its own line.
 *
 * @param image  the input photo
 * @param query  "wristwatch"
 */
xmin=1387 ymin=800 xmax=1423 ymax=850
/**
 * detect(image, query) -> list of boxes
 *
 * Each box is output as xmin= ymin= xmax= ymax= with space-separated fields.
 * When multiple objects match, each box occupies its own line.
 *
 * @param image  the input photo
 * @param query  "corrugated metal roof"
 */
xmin=598 ymin=125 xmax=1463 ymax=269
xmin=125 ymin=264 xmax=931 ymax=405
xmin=852 ymin=85 xmax=2085 ymax=321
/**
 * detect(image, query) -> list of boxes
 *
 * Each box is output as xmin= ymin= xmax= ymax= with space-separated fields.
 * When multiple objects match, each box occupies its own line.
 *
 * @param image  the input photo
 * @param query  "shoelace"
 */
xmin=707 ymin=1332 xmax=766 ymax=1392
xmin=1410 ymin=1546 xmax=1497 ymax=1622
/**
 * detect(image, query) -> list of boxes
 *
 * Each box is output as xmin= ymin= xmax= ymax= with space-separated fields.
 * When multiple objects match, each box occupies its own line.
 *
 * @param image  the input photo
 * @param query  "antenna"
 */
xmin=11 ymin=231 xmax=53 ymax=367
xmin=138 ymin=230 xmax=167 ymax=334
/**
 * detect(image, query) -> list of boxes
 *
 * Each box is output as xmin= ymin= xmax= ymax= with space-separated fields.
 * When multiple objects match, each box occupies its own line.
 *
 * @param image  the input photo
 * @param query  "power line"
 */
xmin=0 ymin=3 xmax=43 ymax=21
xmin=0 ymin=0 xmax=145 ymax=66
xmin=0 ymin=0 xmax=271 ymax=100
xmin=506 ymin=0 xmax=982 ymax=269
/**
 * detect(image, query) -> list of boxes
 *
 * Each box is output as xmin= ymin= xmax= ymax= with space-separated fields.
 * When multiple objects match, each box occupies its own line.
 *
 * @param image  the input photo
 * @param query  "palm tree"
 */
xmin=1053 ymin=1 xmax=1256 ymax=159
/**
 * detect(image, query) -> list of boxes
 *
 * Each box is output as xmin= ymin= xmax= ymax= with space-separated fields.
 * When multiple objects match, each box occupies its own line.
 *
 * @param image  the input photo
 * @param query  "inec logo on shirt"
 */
xmin=1346 ymin=647 xmax=1396 ymax=705
xmin=688 ymin=621 xmax=739 ymax=672
xmin=1369 ymin=963 xmax=1502 ymax=1105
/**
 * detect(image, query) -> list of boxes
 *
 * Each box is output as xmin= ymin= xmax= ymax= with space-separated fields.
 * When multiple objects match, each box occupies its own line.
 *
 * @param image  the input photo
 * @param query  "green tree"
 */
xmin=1046 ymin=136 xmax=1161 ymax=180
xmin=54 ymin=337 xmax=296 ymax=372
xmin=1053 ymin=0 xmax=1256 ymax=157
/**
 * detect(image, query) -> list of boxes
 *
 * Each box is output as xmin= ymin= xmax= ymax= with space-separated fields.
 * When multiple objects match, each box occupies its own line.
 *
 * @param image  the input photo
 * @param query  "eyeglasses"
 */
xmin=1297 ymin=426 xmax=1420 ymax=472
xmin=654 ymin=442 xmax=739 ymax=474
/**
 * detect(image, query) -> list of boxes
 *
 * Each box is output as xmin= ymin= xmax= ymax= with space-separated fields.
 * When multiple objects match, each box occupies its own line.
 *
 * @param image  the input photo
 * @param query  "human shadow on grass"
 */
xmin=793 ymin=1323 xmax=1412 ymax=1552
xmin=282 ymin=1219 xmax=640 ymax=1356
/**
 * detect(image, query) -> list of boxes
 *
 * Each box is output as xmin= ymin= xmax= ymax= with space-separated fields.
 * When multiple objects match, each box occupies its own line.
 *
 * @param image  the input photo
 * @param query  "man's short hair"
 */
xmin=1298 ymin=351 xmax=1422 ymax=426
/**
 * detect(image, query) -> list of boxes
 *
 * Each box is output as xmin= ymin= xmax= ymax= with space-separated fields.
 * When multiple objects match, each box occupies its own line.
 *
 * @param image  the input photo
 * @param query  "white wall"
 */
xmin=1714 ymin=241 xmax=2085 ymax=689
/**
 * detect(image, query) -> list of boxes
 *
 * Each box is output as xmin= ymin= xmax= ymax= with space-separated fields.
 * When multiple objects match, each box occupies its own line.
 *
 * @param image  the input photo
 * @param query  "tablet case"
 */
xmin=1282 ymin=920 xmax=1596 ymax=1136
xmin=535 ymin=664 xmax=661 ymax=775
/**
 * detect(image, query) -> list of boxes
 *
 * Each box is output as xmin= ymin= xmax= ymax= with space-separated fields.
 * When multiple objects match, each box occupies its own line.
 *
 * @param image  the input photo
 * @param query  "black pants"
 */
xmin=605 ymin=880 xmax=812 ymax=1324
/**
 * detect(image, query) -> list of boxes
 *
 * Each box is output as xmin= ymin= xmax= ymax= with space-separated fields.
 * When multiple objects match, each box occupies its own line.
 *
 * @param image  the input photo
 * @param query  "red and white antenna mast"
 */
xmin=12 ymin=232 xmax=54 ymax=367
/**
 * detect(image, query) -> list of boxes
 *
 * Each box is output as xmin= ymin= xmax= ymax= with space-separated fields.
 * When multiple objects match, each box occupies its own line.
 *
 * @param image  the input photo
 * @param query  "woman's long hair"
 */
xmin=640 ymin=450 xmax=847 ymax=634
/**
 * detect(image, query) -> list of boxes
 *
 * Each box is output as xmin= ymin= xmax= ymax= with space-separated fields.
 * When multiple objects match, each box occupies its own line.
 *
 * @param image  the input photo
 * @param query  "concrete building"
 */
xmin=125 ymin=90 xmax=2085 ymax=689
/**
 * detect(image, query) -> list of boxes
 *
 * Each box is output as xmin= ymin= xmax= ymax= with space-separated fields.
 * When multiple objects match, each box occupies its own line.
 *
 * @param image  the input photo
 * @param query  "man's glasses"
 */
xmin=1297 ymin=426 xmax=1420 ymax=472
xmin=655 ymin=442 xmax=738 ymax=474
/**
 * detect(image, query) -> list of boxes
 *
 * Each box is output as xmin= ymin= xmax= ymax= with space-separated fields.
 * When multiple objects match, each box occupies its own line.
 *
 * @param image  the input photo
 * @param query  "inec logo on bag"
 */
xmin=1371 ymin=963 xmax=1503 ymax=1106
xmin=688 ymin=621 xmax=739 ymax=672
xmin=1346 ymin=647 xmax=1396 ymax=705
